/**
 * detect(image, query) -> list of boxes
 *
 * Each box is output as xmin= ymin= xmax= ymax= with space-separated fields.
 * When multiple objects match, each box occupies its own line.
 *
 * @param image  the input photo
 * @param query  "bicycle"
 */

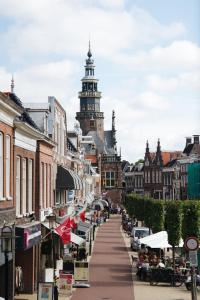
xmin=149 ymin=268 xmax=184 ymax=287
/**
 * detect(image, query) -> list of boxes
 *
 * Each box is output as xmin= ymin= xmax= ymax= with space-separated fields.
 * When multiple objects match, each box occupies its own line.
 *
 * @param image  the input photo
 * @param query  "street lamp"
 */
xmin=1 ymin=225 xmax=13 ymax=300
xmin=46 ymin=214 xmax=56 ymax=278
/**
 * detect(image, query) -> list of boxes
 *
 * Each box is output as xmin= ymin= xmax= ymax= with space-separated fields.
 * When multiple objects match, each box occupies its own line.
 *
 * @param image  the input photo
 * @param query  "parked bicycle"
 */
xmin=149 ymin=268 xmax=185 ymax=287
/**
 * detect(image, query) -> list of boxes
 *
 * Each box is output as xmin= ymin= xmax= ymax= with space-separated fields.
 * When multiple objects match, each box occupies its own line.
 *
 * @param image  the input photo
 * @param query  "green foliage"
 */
xmin=165 ymin=201 xmax=182 ymax=246
xmin=182 ymin=200 xmax=200 ymax=240
xmin=151 ymin=200 xmax=165 ymax=233
xmin=124 ymin=194 xmax=200 ymax=241
xmin=124 ymin=193 xmax=145 ymax=220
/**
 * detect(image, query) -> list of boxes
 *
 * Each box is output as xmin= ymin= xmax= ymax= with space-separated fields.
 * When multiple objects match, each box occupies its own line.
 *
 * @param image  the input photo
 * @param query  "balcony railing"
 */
xmin=78 ymin=91 xmax=101 ymax=98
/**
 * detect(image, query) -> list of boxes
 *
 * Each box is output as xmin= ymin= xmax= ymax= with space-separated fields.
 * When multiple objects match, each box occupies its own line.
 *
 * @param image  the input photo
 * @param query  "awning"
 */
xmin=100 ymin=199 xmax=109 ymax=207
xmin=77 ymin=221 xmax=93 ymax=234
xmin=56 ymin=166 xmax=83 ymax=190
xmin=92 ymin=200 xmax=104 ymax=211
xmin=71 ymin=232 xmax=85 ymax=246
xmin=86 ymin=193 xmax=94 ymax=204
xmin=139 ymin=231 xmax=183 ymax=249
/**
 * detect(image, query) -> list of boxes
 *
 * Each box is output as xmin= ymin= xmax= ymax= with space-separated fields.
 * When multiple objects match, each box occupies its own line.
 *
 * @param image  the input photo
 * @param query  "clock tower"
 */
xmin=76 ymin=43 xmax=104 ymax=146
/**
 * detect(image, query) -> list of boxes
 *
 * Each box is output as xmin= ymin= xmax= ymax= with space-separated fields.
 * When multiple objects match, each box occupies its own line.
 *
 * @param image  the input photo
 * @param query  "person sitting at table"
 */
xmin=156 ymin=258 xmax=165 ymax=268
xmin=139 ymin=259 xmax=150 ymax=281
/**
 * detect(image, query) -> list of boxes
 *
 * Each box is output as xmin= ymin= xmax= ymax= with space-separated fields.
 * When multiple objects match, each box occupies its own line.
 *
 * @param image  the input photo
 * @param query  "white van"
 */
xmin=130 ymin=227 xmax=152 ymax=251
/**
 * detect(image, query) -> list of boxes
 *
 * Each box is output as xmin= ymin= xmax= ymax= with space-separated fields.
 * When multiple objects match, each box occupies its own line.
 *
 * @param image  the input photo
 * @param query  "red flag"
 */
xmin=79 ymin=210 xmax=85 ymax=222
xmin=70 ymin=218 xmax=77 ymax=229
xmin=55 ymin=218 xmax=71 ymax=244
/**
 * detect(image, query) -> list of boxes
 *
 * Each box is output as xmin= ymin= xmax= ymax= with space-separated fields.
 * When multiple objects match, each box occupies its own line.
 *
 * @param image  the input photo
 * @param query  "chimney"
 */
xmin=185 ymin=137 xmax=192 ymax=147
xmin=193 ymin=135 xmax=199 ymax=144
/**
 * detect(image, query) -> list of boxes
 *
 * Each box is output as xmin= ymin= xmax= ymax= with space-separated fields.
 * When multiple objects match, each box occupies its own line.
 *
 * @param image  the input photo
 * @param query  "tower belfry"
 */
xmin=76 ymin=43 xmax=104 ymax=145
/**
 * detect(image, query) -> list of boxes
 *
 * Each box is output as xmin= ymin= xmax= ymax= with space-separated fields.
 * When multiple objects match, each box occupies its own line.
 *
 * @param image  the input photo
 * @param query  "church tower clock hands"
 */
xmin=76 ymin=42 xmax=104 ymax=144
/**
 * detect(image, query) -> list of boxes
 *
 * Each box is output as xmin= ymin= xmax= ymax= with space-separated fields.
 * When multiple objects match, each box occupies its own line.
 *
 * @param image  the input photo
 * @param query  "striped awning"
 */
xmin=56 ymin=166 xmax=83 ymax=190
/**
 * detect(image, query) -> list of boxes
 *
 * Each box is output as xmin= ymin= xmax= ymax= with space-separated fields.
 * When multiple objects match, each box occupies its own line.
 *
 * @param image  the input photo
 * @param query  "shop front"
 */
xmin=15 ymin=222 xmax=41 ymax=294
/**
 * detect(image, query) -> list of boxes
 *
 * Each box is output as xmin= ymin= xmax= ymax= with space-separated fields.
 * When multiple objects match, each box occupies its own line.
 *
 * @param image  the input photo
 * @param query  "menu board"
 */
xmin=74 ymin=261 xmax=89 ymax=281
xmin=58 ymin=271 xmax=73 ymax=295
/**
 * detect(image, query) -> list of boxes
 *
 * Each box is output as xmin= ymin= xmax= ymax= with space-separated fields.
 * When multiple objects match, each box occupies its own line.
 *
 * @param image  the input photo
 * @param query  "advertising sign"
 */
xmin=189 ymin=251 xmax=198 ymax=267
xmin=16 ymin=222 xmax=41 ymax=250
xmin=74 ymin=261 xmax=89 ymax=282
xmin=38 ymin=282 xmax=53 ymax=300
xmin=58 ymin=271 xmax=73 ymax=295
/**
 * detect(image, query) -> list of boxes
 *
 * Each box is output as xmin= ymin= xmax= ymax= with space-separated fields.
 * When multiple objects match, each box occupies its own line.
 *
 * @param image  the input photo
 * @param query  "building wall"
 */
xmin=35 ymin=141 xmax=54 ymax=220
xmin=0 ymin=121 xmax=14 ymax=218
xmin=14 ymin=146 xmax=36 ymax=217
xmin=101 ymin=160 xmax=123 ymax=206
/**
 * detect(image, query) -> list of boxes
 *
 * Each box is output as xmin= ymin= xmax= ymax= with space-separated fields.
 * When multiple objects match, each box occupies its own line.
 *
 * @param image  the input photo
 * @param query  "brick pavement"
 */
xmin=71 ymin=215 xmax=134 ymax=300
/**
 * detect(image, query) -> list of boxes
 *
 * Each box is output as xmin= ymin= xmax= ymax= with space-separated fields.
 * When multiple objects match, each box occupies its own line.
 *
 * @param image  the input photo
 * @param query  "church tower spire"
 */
xmin=144 ymin=140 xmax=151 ymax=166
xmin=155 ymin=138 xmax=163 ymax=166
xmin=11 ymin=74 xmax=14 ymax=93
xmin=76 ymin=42 xmax=104 ymax=148
xmin=112 ymin=110 xmax=117 ymax=146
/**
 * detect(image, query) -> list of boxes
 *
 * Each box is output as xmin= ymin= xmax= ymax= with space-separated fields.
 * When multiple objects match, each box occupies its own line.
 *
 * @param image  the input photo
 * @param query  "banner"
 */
xmin=55 ymin=218 xmax=71 ymax=244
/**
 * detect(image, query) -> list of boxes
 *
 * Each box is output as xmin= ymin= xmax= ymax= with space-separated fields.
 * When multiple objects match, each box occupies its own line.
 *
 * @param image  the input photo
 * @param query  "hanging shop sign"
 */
xmin=74 ymin=261 xmax=89 ymax=282
xmin=16 ymin=222 xmax=41 ymax=250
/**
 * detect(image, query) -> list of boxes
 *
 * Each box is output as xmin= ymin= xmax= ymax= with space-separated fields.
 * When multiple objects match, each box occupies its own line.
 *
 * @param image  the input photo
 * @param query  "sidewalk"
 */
xmin=122 ymin=226 xmax=194 ymax=300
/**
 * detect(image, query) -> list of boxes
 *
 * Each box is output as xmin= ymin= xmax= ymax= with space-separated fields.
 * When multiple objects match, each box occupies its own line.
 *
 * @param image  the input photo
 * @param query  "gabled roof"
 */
xmin=3 ymin=92 xmax=40 ymax=131
xmin=149 ymin=151 xmax=181 ymax=166
xmin=67 ymin=137 xmax=77 ymax=152
xmin=183 ymin=143 xmax=200 ymax=156
xmin=164 ymin=158 xmax=178 ymax=168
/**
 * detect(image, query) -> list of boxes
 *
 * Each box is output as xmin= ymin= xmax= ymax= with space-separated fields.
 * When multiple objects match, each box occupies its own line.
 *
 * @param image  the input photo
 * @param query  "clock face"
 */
xmin=185 ymin=237 xmax=199 ymax=251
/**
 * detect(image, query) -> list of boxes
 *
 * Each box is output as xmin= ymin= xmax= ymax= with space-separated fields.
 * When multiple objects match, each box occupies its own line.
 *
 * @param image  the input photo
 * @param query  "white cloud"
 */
xmin=0 ymin=1 xmax=186 ymax=62
xmin=0 ymin=0 xmax=199 ymax=162
xmin=114 ymin=40 xmax=200 ymax=71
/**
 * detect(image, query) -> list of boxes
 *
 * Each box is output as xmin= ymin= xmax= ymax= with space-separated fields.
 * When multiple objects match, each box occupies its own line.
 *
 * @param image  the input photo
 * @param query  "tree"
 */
xmin=182 ymin=200 xmax=200 ymax=240
xmin=165 ymin=201 xmax=182 ymax=275
xmin=151 ymin=200 xmax=165 ymax=233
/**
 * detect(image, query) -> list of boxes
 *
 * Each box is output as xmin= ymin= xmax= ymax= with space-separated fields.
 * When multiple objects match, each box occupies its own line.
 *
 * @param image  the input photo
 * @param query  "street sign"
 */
xmin=189 ymin=251 xmax=198 ymax=267
xmin=184 ymin=236 xmax=199 ymax=251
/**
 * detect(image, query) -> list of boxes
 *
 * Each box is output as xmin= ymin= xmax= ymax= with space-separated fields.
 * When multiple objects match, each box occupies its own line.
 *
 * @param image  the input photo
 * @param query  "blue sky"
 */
xmin=0 ymin=0 xmax=199 ymax=162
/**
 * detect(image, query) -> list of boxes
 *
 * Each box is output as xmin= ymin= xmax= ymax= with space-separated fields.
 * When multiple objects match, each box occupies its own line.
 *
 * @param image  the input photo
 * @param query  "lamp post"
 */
xmin=1 ymin=225 xmax=13 ymax=300
xmin=46 ymin=214 xmax=56 ymax=280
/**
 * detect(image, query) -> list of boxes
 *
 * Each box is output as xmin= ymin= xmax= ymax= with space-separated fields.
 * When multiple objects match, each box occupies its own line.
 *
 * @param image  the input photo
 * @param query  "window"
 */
xmin=152 ymin=171 xmax=155 ymax=183
xmin=16 ymin=156 xmax=21 ymax=216
xmin=90 ymin=120 xmax=95 ymax=128
xmin=105 ymin=171 xmax=115 ymax=187
xmin=22 ymin=158 xmax=27 ymax=215
xmin=44 ymin=163 xmax=46 ymax=208
xmin=0 ymin=132 xmax=3 ymax=199
xmin=28 ymin=159 xmax=33 ymax=212
xmin=6 ymin=135 xmax=11 ymax=198
xmin=148 ymin=171 xmax=150 ymax=183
